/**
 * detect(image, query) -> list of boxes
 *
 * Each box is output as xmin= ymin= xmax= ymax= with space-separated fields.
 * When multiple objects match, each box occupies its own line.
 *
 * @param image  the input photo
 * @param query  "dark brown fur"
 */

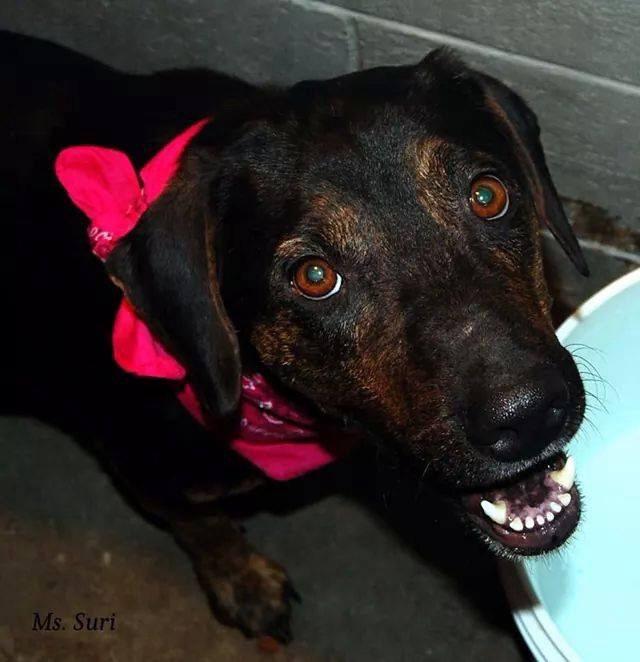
xmin=5 ymin=32 xmax=587 ymax=641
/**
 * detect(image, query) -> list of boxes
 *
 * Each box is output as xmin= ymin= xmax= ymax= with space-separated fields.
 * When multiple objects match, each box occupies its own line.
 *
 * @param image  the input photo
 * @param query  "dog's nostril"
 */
xmin=492 ymin=429 xmax=520 ymax=458
xmin=496 ymin=429 xmax=518 ymax=445
xmin=544 ymin=404 xmax=566 ymax=430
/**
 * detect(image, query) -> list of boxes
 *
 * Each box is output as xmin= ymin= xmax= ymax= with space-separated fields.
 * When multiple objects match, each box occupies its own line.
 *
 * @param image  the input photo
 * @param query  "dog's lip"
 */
xmin=459 ymin=452 xmax=581 ymax=555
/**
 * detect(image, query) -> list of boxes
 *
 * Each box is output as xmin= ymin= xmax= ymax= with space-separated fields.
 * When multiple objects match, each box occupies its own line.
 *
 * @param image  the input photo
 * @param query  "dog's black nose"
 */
xmin=470 ymin=371 xmax=569 ymax=461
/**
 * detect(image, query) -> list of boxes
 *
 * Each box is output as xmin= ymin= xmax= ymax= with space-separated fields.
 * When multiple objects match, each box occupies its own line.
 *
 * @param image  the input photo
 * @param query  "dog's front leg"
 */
xmin=170 ymin=512 xmax=297 ymax=642
xmin=95 ymin=401 xmax=298 ymax=642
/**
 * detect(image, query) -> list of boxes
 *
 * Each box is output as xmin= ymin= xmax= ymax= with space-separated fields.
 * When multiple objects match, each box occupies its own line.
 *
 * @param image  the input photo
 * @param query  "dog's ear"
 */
xmin=106 ymin=150 xmax=241 ymax=418
xmin=478 ymin=74 xmax=589 ymax=277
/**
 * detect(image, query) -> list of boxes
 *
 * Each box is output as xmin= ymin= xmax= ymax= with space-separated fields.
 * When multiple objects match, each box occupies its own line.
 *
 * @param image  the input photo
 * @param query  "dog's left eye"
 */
xmin=291 ymin=257 xmax=342 ymax=300
xmin=469 ymin=175 xmax=509 ymax=219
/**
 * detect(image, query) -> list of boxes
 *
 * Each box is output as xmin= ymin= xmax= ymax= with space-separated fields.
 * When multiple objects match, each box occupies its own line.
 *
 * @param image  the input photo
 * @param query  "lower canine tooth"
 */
xmin=536 ymin=515 xmax=545 ymax=526
xmin=550 ymin=501 xmax=562 ymax=513
xmin=480 ymin=499 xmax=507 ymax=525
xmin=550 ymin=456 xmax=576 ymax=490
xmin=525 ymin=516 xmax=535 ymax=529
xmin=558 ymin=493 xmax=572 ymax=507
xmin=510 ymin=517 xmax=524 ymax=531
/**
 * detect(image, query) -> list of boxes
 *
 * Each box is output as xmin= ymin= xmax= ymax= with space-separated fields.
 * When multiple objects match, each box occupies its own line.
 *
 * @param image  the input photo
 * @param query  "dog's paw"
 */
xmin=195 ymin=551 xmax=299 ymax=642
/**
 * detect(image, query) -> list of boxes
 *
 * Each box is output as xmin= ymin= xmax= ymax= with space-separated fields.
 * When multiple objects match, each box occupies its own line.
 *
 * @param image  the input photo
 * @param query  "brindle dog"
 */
xmin=5 ymin=31 xmax=586 ymax=641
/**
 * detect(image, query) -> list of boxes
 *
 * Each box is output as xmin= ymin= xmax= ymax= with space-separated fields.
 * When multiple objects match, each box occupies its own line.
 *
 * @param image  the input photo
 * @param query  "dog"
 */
xmin=4 ymin=30 xmax=586 ymax=642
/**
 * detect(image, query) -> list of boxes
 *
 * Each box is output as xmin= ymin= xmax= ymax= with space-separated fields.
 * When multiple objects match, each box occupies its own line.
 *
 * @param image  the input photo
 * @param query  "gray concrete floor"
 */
xmin=0 ymin=416 xmax=526 ymax=661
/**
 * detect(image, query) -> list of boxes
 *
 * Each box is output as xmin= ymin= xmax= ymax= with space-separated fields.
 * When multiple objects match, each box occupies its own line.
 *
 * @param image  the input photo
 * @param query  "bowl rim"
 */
xmin=501 ymin=266 xmax=640 ymax=662
xmin=556 ymin=267 xmax=640 ymax=341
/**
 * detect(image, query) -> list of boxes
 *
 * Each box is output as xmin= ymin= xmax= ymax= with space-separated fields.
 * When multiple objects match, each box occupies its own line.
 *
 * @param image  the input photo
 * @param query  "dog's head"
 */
xmin=108 ymin=51 xmax=586 ymax=556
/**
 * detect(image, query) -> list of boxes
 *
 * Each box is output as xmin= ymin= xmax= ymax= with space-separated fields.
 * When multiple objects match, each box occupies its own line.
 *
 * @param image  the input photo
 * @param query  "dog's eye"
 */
xmin=469 ymin=175 xmax=509 ymax=219
xmin=291 ymin=257 xmax=342 ymax=300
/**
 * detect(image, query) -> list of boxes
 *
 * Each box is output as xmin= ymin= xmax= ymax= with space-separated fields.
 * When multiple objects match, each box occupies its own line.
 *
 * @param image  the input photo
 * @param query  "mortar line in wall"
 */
xmin=289 ymin=0 xmax=640 ymax=98
xmin=542 ymin=231 xmax=640 ymax=264
xmin=546 ymin=150 xmax=640 ymax=185
xmin=577 ymin=239 xmax=640 ymax=264
xmin=346 ymin=16 xmax=363 ymax=71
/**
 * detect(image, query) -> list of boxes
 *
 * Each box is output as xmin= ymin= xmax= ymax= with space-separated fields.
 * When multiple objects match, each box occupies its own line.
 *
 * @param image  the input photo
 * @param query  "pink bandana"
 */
xmin=54 ymin=119 xmax=356 ymax=480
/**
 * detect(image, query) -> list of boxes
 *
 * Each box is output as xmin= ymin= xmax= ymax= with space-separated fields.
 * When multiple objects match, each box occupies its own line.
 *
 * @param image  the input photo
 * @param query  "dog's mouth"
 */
xmin=461 ymin=453 xmax=580 ymax=555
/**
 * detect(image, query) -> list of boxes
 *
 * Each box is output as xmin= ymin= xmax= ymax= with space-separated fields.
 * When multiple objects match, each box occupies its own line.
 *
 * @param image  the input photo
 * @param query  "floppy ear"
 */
xmin=478 ymin=74 xmax=589 ymax=276
xmin=106 ymin=151 xmax=242 ymax=418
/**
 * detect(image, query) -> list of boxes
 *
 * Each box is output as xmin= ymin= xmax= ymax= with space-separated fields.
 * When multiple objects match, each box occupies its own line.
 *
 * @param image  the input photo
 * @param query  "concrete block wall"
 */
xmin=3 ymin=0 xmax=640 ymax=311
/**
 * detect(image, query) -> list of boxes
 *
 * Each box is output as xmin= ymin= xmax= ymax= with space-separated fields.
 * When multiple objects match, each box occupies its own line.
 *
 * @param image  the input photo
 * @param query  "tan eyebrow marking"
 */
xmin=306 ymin=193 xmax=362 ymax=253
xmin=275 ymin=192 xmax=372 ymax=259
xmin=275 ymin=237 xmax=308 ymax=261
xmin=411 ymin=137 xmax=459 ymax=230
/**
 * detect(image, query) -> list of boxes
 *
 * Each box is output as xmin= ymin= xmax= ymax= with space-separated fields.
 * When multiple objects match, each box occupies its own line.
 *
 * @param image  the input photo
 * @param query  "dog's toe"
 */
xmin=195 ymin=551 xmax=297 ymax=642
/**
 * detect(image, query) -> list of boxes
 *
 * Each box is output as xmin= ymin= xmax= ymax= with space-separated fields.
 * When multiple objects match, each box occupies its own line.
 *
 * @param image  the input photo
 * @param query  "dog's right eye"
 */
xmin=291 ymin=257 xmax=342 ymax=300
xmin=469 ymin=175 xmax=509 ymax=220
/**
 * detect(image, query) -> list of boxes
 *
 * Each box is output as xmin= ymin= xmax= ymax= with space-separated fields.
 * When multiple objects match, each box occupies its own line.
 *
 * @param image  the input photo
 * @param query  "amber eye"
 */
xmin=469 ymin=175 xmax=509 ymax=219
xmin=292 ymin=257 xmax=342 ymax=300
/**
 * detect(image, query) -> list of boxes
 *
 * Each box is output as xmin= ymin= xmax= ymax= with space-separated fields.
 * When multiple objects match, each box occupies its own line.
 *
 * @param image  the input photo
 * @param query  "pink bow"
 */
xmin=55 ymin=119 xmax=209 ymax=378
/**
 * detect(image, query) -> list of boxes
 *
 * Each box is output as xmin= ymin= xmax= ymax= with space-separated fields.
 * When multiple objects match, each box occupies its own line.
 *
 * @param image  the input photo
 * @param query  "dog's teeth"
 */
xmin=550 ymin=456 xmax=576 ymax=490
xmin=510 ymin=517 xmax=524 ymax=532
xmin=480 ymin=499 xmax=507 ymax=525
xmin=550 ymin=501 xmax=562 ymax=513
xmin=558 ymin=493 xmax=572 ymax=507
xmin=525 ymin=516 xmax=535 ymax=529
xmin=536 ymin=515 xmax=545 ymax=526
xmin=546 ymin=511 xmax=555 ymax=522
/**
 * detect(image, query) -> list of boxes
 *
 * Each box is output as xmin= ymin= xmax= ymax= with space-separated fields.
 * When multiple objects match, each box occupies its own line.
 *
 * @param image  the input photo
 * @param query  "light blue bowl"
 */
xmin=502 ymin=268 xmax=640 ymax=662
